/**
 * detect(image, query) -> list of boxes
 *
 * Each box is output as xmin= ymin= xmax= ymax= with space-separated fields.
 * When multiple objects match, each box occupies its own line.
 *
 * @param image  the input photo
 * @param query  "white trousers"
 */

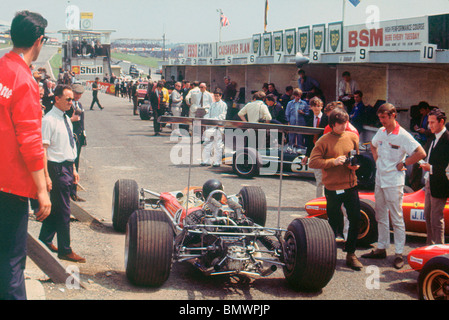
xmin=374 ymin=184 xmax=405 ymax=254
xmin=202 ymin=127 xmax=223 ymax=165
xmin=171 ymin=106 xmax=181 ymax=133
xmin=313 ymin=168 xmax=324 ymax=198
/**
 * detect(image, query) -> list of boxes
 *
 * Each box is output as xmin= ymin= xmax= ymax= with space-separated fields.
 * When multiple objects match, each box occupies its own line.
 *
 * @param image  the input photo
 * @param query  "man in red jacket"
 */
xmin=0 ymin=11 xmax=51 ymax=300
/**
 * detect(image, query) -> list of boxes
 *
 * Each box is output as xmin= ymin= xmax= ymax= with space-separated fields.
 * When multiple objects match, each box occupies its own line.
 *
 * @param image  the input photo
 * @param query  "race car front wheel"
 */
xmin=418 ymin=254 xmax=449 ymax=300
xmin=283 ymin=217 xmax=337 ymax=292
xmin=239 ymin=186 xmax=267 ymax=226
xmin=112 ymin=179 xmax=140 ymax=233
xmin=125 ymin=209 xmax=174 ymax=287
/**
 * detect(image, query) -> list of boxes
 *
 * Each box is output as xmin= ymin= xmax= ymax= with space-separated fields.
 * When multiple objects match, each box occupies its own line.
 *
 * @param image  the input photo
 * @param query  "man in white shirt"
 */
xmin=363 ymin=103 xmax=425 ymax=269
xmin=338 ymin=71 xmax=358 ymax=102
xmin=196 ymin=83 xmax=213 ymax=117
xmin=170 ymin=82 xmax=183 ymax=136
xmin=201 ymin=88 xmax=227 ymax=167
xmin=238 ymin=91 xmax=272 ymax=123
xmin=186 ymin=81 xmax=213 ymax=118
xmin=185 ymin=81 xmax=200 ymax=117
xmin=39 ymin=84 xmax=85 ymax=263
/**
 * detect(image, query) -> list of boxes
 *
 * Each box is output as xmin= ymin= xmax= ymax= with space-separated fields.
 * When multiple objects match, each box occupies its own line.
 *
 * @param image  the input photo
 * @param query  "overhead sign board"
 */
xmin=80 ymin=12 xmax=93 ymax=30
xmin=65 ymin=5 xmax=80 ymax=30
xmin=344 ymin=16 xmax=428 ymax=52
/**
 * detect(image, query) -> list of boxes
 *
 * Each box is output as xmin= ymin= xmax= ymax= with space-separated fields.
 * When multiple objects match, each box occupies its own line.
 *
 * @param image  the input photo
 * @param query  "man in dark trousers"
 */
xmin=303 ymin=96 xmax=328 ymax=197
xmin=66 ymin=83 xmax=87 ymax=202
xmin=40 ymin=84 xmax=85 ymax=263
xmin=420 ymin=108 xmax=449 ymax=244
xmin=309 ymin=108 xmax=363 ymax=271
xmin=90 ymin=77 xmax=103 ymax=110
xmin=0 ymin=11 xmax=51 ymax=300
xmin=150 ymin=81 xmax=167 ymax=136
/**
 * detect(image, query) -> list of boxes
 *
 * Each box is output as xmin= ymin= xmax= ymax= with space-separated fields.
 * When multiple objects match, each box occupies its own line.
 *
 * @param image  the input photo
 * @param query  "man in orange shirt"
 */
xmin=0 ymin=11 xmax=51 ymax=300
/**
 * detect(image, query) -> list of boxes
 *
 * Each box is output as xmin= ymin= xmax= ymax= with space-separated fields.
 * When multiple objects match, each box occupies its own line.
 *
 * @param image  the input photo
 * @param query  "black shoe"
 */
xmin=361 ymin=249 xmax=387 ymax=259
xmin=71 ymin=194 xmax=86 ymax=202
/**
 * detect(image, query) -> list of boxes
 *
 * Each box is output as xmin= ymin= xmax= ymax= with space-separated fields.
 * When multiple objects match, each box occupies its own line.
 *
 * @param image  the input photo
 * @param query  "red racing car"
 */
xmin=112 ymin=178 xmax=337 ymax=292
xmin=305 ymin=188 xmax=449 ymax=247
xmin=408 ymin=244 xmax=449 ymax=300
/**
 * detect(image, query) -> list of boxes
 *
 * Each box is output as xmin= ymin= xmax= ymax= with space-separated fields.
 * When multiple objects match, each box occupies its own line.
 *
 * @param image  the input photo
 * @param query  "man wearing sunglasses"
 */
xmin=0 ymin=10 xmax=51 ymax=300
xmin=39 ymin=84 xmax=85 ymax=264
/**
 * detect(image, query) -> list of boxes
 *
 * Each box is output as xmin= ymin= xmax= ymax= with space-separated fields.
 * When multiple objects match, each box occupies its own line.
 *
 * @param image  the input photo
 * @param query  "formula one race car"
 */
xmin=305 ymin=188 xmax=449 ymax=247
xmin=408 ymin=244 xmax=449 ymax=300
xmin=111 ymin=178 xmax=337 ymax=292
xmin=226 ymin=144 xmax=376 ymax=190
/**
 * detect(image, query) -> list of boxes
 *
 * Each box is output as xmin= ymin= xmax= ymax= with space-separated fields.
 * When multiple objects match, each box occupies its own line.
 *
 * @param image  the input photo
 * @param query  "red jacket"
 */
xmin=0 ymin=51 xmax=44 ymax=199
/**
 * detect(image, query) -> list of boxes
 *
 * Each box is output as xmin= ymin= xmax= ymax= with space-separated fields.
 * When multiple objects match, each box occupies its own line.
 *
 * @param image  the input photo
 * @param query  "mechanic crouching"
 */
xmin=309 ymin=108 xmax=363 ymax=271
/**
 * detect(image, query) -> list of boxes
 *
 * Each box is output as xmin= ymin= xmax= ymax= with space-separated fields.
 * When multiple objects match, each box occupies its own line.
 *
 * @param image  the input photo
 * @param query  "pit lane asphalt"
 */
xmin=26 ymin=90 xmax=426 ymax=301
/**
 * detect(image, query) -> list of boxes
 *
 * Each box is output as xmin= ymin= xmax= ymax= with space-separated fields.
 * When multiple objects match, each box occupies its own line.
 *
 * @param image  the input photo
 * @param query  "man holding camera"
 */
xmin=363 ymin=103 xmax=425 ymax=269
xmin=309 ymin=108 xmax=363 ymax=270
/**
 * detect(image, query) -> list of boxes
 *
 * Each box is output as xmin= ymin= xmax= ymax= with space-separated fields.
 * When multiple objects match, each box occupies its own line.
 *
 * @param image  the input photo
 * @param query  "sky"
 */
xmin=1 ymin=0 xmax=449 ymax=44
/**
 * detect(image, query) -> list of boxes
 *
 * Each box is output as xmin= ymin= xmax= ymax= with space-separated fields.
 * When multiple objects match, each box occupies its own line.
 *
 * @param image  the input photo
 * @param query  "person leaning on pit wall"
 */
xmin=0 ymin=10 xmax=51 ymax=300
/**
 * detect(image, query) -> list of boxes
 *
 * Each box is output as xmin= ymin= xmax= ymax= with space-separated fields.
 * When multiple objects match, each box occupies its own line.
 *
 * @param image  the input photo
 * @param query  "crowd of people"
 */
xmin=131 ymin=70 xmax=449 ymax=273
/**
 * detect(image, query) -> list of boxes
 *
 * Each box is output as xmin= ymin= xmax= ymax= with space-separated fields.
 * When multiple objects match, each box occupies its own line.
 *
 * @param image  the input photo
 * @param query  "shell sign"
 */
xmin=72 ymin=66 xmax=81 ymax=74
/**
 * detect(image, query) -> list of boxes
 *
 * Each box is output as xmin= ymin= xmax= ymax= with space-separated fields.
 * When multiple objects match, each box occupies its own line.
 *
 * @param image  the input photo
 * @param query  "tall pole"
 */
xmin=162 ymin=32 xmax=166 ymax=61
xmin=342 ymin=0 xmax=346 ymax=25
xmin=217 ymin=9 xmax=222 ymax=43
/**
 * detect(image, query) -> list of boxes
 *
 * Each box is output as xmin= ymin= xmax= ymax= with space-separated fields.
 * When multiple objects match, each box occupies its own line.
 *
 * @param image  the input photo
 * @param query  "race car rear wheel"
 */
xmin=125 ymin=209 xmax=174 ymax=287
xmin=239 ymin=186 xmax=267 ymax=226
xmin=418 ymin=254 xmax=449 ymax=300
xmin=232 ymin=148 xmax=260 ymax=178
xmin=139 ymin=103 xmax=152 ymax=120
xmin=112 ymin=179 xmax=140 ymax=233
xmin=283 ymin=217 xmax=336 ymax=292
xmin=357 ymin=200 xmax=378 ymax=247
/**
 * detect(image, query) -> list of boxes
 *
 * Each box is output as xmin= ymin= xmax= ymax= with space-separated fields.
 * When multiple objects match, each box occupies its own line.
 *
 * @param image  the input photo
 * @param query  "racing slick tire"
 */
xmin=125 ymin=209 xmax=174 ymax=287
xmin=239 ymin=186 xmax=267 ymax=226
xmin=112 ymin=179 xmax=140 ymax=233
xmin=283 ymin=217 xmax=336 ymax=292
xmin=418 ymin=254 xmax=449 ymax=300
xmin=139 ymin=103 xmax=152 ymax=120
xmin=357 ymin=200 xmax=378 ymax=247
xmin=232 ymin=148 xmax=260 ymax=178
